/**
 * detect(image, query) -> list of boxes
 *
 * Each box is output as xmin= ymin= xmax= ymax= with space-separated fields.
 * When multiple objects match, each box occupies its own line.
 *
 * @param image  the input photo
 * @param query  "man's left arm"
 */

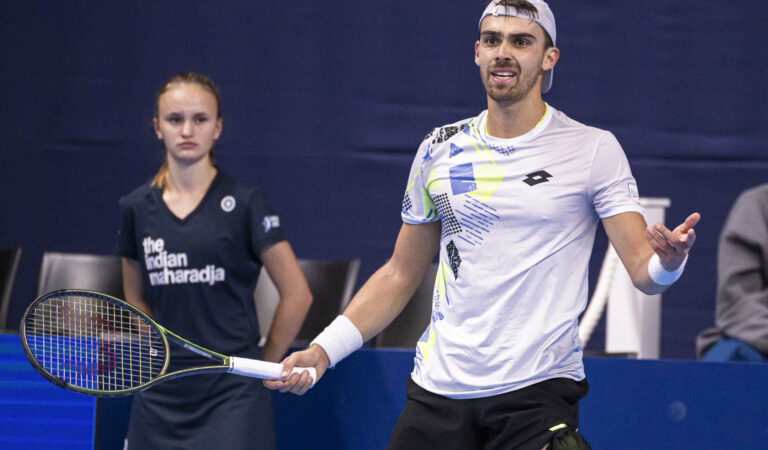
xmin=602 ymin=211 xmax=701 ymax=295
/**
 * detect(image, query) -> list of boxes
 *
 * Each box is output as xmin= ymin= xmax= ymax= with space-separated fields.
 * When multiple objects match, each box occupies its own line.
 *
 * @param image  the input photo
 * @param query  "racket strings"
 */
xmin=24 ymin=292 xmax=166 ymax=392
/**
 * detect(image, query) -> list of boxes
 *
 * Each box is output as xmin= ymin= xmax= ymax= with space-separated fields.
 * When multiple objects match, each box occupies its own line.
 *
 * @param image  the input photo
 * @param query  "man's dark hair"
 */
xmin=480 ymin=0 xmax=554 ymax=48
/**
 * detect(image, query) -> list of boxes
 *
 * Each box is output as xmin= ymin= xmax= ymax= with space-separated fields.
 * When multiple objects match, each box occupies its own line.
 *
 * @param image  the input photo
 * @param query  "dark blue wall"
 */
xmin=2 ymin=1 xmax=767 ymax=358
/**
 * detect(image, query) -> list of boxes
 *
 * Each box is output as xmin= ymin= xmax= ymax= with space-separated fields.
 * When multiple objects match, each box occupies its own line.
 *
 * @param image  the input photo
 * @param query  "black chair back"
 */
xmin=0 ymin=247 xmax=22 ymax=330
xmin=36 ymin=252 xmax=123 ymax=299
xmin=255 ymin=258 xmax=360 ymax=347
xmin=374 ymin=262 xmax=438 ymax=348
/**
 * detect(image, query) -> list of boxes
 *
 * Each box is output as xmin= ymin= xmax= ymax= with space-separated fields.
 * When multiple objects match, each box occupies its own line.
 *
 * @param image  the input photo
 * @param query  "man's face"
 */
xmin=475 ymin=15 xmax=558 ymax=105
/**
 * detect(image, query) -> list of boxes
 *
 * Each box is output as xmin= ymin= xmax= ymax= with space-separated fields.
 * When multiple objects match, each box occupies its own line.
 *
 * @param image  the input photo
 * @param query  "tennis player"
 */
xmin=117 ymin=73 xmax=312 ymax=449
xmin=269 ymin=1 xmax=700 ymax=448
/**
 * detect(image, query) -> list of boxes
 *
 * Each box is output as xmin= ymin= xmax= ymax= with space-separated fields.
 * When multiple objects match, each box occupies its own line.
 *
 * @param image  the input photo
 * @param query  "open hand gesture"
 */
xmin=645 ymin=212 xmax=700 ymax=271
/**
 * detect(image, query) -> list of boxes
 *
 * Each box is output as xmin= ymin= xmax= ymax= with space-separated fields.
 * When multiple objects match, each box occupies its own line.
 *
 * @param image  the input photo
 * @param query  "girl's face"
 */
xmin=154 ymin=83 xmax=222 ymax=166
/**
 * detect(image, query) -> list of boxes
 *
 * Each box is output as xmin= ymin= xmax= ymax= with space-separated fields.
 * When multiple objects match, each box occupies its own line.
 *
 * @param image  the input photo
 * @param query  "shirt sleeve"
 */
xmin=589 ymin=131 xmax=645 ymax=218
xmin=716 ymin=187 xmax=768 ymax=354
xmin=401 ymin=132 xmax=438 ymax=224
xmin=116 ymin=197 xmax=138 ymax=259
xmin=248 ymin=189 xmax=287 ymax=257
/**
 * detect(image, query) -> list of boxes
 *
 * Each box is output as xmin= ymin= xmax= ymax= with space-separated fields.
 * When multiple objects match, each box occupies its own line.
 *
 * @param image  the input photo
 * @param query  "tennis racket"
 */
xmin=19 ymin=289 xmax=315 ymax=397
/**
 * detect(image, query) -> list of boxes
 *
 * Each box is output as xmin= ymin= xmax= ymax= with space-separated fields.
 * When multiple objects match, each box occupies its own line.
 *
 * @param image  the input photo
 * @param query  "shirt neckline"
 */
xmin=154 ymin=168 xmax=222 ymax=225
xmin=475 ymin=103 xmax=553 ymax=147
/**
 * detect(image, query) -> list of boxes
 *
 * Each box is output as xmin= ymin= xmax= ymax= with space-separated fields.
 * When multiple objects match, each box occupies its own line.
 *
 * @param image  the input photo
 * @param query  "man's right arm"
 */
xmin=265 ymin=221 xmax=441 ymax=395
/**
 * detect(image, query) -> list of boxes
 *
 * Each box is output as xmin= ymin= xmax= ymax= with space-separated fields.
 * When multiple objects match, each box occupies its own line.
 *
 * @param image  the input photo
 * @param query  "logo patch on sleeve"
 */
xmin=262 ymin=215 xmax=280 ymax=232
xmin=628 ymin=183 xmax=640 ymax=202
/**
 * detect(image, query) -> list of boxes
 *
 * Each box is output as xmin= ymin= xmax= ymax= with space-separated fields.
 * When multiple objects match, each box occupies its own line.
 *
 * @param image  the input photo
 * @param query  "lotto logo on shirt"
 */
xmin=142 ymin=236 xmax=225 ymax=286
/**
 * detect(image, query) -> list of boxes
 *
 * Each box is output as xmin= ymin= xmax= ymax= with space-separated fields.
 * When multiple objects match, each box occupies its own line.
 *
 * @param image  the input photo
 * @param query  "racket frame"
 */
xmin=20 ymin=289 xmax=287 ymax=397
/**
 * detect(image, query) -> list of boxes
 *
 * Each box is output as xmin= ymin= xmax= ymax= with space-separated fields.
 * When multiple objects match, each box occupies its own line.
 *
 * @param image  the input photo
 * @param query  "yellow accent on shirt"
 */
xmin=417 ymin=327 xmax=437 ymax=363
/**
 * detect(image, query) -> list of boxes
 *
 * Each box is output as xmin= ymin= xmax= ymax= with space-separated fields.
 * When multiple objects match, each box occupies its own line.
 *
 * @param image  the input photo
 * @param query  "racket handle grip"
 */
xmin=288 ymin=366 xmax=317 ymax=386
xmin=229 ymin=357 xmax=316 ymax=385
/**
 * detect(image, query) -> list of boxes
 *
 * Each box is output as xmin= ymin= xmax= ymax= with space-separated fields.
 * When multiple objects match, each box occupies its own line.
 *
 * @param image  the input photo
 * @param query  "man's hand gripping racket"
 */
xmin=264 ymin=344 xmax=330 ymax=395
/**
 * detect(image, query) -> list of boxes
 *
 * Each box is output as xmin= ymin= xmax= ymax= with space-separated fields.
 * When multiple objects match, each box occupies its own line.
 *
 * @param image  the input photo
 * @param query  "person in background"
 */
xmin=697 ymin=184 xmax=768 ymax=363
xmin=118 ymin=72 xmax=312 ymax=449
xmin=268 ymin=1 xmax=700 ymax=449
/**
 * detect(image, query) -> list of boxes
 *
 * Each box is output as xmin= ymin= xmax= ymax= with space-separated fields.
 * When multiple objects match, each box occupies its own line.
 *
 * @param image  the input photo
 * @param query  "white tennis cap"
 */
xmin=478 ymin=0 xmax=557 ymax=93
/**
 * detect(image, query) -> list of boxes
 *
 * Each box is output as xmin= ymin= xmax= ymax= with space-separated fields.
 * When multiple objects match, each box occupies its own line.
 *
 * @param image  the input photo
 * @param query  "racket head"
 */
xmin=19 ymin=289 xmax=170 ymax=396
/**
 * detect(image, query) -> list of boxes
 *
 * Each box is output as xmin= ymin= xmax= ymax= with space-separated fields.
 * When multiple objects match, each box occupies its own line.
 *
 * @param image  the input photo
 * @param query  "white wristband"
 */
xmin=648 ymin=253 xmax=688 ymax=286
xmin=311 ymin=315 xmax=363 ymax=368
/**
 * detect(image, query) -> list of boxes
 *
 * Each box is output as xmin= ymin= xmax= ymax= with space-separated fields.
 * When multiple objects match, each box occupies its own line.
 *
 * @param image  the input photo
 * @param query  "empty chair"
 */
xmin=36 ymin=252 xmax=124 ymax=299
xmin=35 ymin=252 xmax=128 ymax=449
xmin=374 ymin=262 xmax=438 ymax=348
xmin=0 ymin=247 xmax=22 ymax=330
xmin=255 ymin=258 xmax=360 ymax=347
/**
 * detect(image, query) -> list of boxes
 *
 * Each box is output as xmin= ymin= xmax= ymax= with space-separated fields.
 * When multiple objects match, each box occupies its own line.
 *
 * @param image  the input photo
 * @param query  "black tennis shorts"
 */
xmin=386 ymin=377 xmax=589 ymax=450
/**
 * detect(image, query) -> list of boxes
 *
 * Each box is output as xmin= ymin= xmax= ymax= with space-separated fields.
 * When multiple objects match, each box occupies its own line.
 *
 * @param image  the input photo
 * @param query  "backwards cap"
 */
xmin=478 ymin=0 xmax=557 ymax=93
